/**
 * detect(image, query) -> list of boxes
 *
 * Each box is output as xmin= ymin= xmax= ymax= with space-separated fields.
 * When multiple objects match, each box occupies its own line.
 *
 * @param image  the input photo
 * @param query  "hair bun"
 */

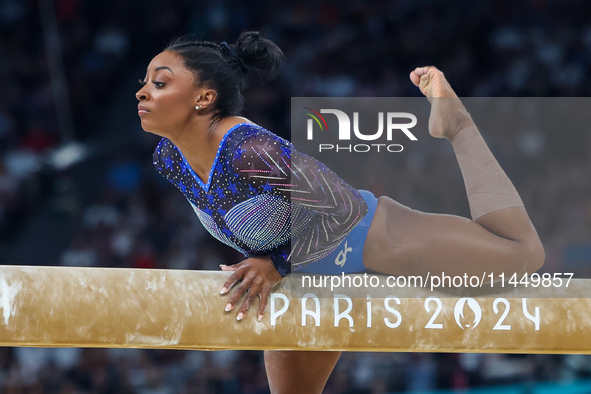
xmin=234 ymin=31 xmax=283 ymax=80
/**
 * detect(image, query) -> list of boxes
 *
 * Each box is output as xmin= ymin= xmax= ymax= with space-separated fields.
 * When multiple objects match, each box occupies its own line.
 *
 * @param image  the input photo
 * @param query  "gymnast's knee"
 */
xmin=520 ymin=236 xmax=545 ymax=274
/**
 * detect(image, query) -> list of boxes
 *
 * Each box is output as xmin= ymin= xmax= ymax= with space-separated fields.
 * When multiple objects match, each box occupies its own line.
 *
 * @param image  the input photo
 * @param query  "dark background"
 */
xmin=1 ymin=0 xmax=590 ymax=392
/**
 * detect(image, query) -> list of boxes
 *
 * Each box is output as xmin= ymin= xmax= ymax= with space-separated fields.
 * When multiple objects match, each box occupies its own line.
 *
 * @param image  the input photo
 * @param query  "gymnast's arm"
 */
xmin=220 ymin=131 xmax=367 ymax=319
xmin=232 ymin=132 xmax=367 ymax=269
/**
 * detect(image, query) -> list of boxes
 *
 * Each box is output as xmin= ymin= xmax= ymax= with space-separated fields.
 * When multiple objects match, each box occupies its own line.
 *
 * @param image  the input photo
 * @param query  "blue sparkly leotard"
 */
xmin=153 ymin=123 xmax=369 ymax=276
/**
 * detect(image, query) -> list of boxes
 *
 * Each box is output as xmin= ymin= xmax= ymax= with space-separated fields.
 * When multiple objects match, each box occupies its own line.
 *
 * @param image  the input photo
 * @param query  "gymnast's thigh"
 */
xmin=362 ymin=195 xmax=426 ymax=275
xmin=363 ymin=195 xmax=527 ymax=277
xmin=264 ymin=350 xmax=341 ymax=394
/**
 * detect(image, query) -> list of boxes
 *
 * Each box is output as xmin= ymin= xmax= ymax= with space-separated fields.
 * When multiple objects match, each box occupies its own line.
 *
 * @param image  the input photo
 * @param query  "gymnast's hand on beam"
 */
xmin=219 ymin=256 xmax=283 ymax=321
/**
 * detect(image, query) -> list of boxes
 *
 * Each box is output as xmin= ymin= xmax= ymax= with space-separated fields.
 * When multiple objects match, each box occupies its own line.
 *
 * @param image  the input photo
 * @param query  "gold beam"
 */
xmin=0 ymin=266 xmax=588 ymax=353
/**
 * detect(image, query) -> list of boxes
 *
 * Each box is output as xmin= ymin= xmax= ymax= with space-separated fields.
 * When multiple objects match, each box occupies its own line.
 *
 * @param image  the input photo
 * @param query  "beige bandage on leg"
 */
xmin=451 ymin=125 xmax=524 ymax=221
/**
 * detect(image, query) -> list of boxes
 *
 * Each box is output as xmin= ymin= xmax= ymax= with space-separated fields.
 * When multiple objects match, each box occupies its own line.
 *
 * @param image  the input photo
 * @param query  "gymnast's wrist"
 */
xmin=268 ymin=251 xmax=291 ymax=277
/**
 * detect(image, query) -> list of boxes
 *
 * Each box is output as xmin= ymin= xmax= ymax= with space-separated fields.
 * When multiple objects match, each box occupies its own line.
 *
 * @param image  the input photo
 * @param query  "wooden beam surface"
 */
xmin=0 ymin=266 xmax=588 ymax=353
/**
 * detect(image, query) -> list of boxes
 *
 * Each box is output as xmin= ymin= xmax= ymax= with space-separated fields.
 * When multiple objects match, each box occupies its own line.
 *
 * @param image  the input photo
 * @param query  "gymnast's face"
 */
xmin=136 ymin=50 xmax=203 ymax=137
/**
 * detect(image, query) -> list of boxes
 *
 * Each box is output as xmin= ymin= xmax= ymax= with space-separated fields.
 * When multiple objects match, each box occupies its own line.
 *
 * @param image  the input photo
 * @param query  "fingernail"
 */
xmin=225 ymin=303 xmax=232 ymax=311
xmin=237 ymin=312 xmax=244 ymax=320
xmin=220 ymin=287 xmax=227 ymax=294
xmin=258 ymin=314 xmax=263 ymax=322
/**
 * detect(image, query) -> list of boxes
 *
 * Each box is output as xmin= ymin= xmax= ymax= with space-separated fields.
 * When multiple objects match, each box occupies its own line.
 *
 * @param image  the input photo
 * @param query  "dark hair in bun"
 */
xmin=166 ymin=31 xmax=284 ymax=120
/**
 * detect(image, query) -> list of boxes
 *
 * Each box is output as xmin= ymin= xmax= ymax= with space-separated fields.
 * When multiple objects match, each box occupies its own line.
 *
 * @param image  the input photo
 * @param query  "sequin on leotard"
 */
xmin=153 ymin=123 xmax=368 ymax=275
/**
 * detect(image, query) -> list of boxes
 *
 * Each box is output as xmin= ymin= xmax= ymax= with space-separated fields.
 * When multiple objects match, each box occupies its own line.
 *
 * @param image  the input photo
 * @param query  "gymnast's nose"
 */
xmin=136 ymin=85 xmax=150 ymax=101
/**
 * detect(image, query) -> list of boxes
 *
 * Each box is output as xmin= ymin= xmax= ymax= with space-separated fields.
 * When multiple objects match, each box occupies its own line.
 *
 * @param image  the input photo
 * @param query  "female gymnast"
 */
xmin=136 ymin=31 xmax=544 ymax=394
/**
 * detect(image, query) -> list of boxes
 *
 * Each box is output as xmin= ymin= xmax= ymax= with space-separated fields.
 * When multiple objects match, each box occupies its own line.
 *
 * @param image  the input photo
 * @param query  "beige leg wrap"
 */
xmin=451 ymin=125 xmax=524 ymax=220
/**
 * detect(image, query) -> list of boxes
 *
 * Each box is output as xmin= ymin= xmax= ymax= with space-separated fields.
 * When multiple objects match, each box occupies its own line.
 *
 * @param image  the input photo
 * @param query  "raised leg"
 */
xmin=264 ymin=350 xmax=341 ymax=394
xmin=363 ymin=67 xmax=544 ymax=278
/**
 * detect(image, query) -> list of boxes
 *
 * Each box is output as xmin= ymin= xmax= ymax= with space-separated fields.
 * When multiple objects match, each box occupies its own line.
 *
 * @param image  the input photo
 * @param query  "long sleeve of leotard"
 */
xmin=230 ymin=132 xmax=368 ymax=273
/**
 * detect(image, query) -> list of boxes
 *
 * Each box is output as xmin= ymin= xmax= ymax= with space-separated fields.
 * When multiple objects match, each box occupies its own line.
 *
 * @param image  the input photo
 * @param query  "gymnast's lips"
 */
xmin=138 ymin=105 xmax=151 ymax=115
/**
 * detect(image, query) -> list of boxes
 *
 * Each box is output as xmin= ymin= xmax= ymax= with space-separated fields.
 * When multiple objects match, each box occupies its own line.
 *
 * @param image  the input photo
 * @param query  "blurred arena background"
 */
xmin=1 ymin=0 xmax=591 ymax=392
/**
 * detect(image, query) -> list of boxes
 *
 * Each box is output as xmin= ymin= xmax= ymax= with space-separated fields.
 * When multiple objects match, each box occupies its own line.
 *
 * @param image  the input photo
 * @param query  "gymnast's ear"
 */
xmin=194 ymin=89 xmax=218 ymax=110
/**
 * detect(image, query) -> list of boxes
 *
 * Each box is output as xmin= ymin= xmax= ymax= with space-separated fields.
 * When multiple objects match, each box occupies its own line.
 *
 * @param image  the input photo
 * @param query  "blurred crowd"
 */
xmin=1 ymin=0 xmax=591 ymax=392
xmin=2 ymin=347 xmax=591 ymax=394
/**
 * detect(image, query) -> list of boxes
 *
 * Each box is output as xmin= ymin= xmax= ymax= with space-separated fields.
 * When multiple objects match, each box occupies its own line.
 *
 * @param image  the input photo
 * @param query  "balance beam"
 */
xmin=0 ymin=266 xmax=589 ymax=353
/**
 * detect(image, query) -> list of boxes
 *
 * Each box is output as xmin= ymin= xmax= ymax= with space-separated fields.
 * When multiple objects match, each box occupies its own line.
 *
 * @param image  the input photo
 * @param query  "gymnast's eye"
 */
xmin=153 ymin=81 xmax=166 ymax=89
xmin=138 ymin=79 xmax=146 ymax=86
